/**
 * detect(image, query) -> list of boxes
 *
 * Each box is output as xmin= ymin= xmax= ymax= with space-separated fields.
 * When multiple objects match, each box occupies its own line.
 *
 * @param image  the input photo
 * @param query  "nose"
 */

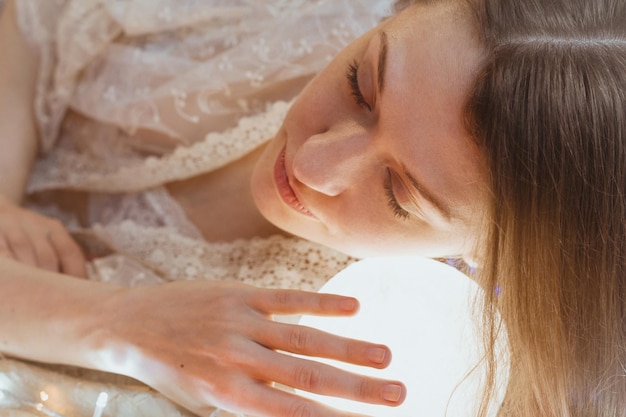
xmin=292 ymin=123 xmax=373 ymax=196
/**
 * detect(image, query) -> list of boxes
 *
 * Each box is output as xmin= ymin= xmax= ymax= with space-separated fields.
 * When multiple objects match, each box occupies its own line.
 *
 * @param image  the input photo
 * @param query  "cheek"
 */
xmin=322 ymin=199 xmax=466 ymax=256
xmin=322 ymin=196 xmax=406 ymax=241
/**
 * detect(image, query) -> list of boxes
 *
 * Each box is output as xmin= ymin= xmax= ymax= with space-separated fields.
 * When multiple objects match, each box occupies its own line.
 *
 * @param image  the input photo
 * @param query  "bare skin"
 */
xmin=167 ymin=145 xmax=284 ymax=242
xmin=0 ymin=257 xmax=405 ymax=417
xmin=0 ymin=0 xmax=485 ymax=416
xmin=0 ymin=3 xmax=406 ymax=415
xmin=0 ymin=0 xmax=37 ymax=203
xmin=0 ymin=0 xmax=86 ymax=276
xmin=0 ymin=194 xmax=86 ymax=277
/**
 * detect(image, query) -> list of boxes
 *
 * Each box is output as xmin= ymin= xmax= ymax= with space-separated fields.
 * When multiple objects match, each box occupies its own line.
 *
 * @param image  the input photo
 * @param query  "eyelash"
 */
xmin=384 ymin=168 xmax=411 ymax=221
xmin=346 ymin=62 xmax=407 ymax=220
xmin=346 ymin=61 xmax=372 ymax=112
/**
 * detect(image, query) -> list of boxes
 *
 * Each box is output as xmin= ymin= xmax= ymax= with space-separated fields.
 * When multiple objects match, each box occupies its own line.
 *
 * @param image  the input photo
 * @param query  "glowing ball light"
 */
xmin=298 ymin=257 xmax=509 ymax=417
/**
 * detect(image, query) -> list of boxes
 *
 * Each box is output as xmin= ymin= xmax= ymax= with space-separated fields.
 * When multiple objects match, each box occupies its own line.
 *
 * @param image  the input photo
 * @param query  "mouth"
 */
xmin=274 ymin=147 xmax=314 ymax=217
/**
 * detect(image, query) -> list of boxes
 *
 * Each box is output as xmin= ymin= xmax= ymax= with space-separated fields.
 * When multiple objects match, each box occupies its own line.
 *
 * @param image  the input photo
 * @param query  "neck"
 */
xmin=166 ymin=144 xmax=286 ymax=242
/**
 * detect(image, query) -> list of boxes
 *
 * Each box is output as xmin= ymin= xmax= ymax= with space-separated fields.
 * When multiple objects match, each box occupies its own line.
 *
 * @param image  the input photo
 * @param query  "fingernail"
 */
xmin=367 ymin=347 xmax=387 ymax=364
xmin=339 ymin=298 xmax=358 ymax=312
xmin=382 ymin=384 xmax=403 ymax=403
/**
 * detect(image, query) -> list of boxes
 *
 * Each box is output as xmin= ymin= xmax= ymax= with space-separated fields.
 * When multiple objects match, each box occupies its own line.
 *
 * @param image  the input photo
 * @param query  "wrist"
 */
xmin=46 ymin=282 xmax=122 ymax=371
xmin=76 ymin=286 xmax=152 ymax=380
xmin=0 ymin=259 xmax=119 ymax=368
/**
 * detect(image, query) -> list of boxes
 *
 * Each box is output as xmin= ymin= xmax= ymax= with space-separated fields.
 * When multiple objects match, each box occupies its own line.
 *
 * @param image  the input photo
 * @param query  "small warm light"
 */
xmin=39 ymin=391 xmax=49 ymax=402
xmin=96 ymin=392 xmax=108 ymax=408
xmin=92 ymin=392 xmax=109 ymax=417
xmin=298 ymin=257 xmax=509 ymax=417
xmin=35 ymin=403 xmax=44 ymax=412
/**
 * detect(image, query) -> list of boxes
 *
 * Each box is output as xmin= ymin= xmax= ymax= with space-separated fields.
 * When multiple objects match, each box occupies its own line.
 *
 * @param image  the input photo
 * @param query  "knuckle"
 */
xmin=210 ymin=377 xmax=237 ymax=399
xmin=46 ymin=218 xmax=64 ymax=230
xmin=356 ymin=378 xmax=375 ymax=400
xmin=57 ymin=244 xmax=78 ymax=258
xmin=8 ymin=234 xmax=29 ymax=252
xmin=344 ymin=340 xmax=359 ymax=360
xmin=287 ymin=328 xmax=311 ymax=353
xmin=287 ymin=401 xmax=314 ymax=417
xmin=38 ymin=252 xmax=59 ymax=269
xmin=272 ymin=290 xmax=294 ymax=306
xmin=207 ymin=337 xmax=247 ymax=367
xmin=220 ymin=347 xmax=246 ymax=367
xmin=55 ymin=238 xmax=80 ymax=255
xmin=294 ymin=365 xmax=322 ymax=391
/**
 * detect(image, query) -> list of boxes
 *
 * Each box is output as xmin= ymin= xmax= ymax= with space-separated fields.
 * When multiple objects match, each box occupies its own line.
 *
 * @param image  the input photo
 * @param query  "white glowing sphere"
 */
xmin=298 ymin=257 xmax=508 ymax=417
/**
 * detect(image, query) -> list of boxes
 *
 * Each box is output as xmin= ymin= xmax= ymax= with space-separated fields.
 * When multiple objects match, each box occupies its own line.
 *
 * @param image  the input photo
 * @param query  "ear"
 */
xmin=461 ymin=253 xmax=479 ymax=270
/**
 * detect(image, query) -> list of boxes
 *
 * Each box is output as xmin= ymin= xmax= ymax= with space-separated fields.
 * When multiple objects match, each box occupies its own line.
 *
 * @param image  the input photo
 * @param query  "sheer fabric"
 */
xmin=0 ymin=1 xmax=394 ymax=415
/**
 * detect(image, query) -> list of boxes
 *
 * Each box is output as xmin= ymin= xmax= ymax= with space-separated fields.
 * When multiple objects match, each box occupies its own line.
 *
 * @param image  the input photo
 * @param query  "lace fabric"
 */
xmin=27 ymin=100 xmax=292 ymax=193
xmin=16 ymin=0 xmax=391 ymax=154
xmin=2 ymin=0 xmax=394 ymax=415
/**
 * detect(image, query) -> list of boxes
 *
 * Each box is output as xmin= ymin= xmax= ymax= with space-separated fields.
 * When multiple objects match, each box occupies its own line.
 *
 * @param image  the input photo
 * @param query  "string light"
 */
xmin=92 ymin=392 xmax=109 ymax=417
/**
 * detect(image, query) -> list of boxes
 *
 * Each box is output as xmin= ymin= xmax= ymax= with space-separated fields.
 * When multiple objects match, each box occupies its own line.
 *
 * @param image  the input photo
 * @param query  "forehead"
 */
xmin=380 ymin=2 xmax=486 ymax=221
xmin=382 ymin=2 xmax=480 ymax=127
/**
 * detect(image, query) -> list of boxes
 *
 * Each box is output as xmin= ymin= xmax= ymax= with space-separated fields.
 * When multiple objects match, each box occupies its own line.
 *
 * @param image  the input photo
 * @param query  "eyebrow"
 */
xmin=378 ymin=31 xmax=389 ymax=94
xmin=403 ymin=167 xmax=454 ymax=220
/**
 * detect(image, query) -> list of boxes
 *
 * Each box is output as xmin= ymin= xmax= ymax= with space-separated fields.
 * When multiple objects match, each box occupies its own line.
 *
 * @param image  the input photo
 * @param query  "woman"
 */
xmin=0 ymin=0 xmax=624 ymax=417
xmin=0 ymin=1 xmax=409 ymax=416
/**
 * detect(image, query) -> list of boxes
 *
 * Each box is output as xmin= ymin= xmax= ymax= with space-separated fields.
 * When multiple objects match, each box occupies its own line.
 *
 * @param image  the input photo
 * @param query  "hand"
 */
xmin=95 ymin=280 xmax=406 ymax=417
xmin=0 ymin=195 xmax=87 ymax=278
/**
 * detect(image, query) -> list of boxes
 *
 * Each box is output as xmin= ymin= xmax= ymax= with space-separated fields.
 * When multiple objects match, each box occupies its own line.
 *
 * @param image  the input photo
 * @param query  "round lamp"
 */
xmin=297 ymin=257 xmax=509 ymax=417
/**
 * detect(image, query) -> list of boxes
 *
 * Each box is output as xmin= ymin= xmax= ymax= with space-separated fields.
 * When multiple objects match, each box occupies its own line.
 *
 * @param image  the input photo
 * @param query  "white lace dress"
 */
xmin=0 ymin=1 xmax=394 ymax=416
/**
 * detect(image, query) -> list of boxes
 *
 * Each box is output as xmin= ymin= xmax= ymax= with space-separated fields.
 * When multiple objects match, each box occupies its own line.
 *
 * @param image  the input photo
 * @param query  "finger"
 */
xmin=4 ymin=227 xmax=37 ymax=267
xmin=257 ymin=322 xmax=391 ymax=369
xmin=246 ymin=349 xmax=406 ymax=408
xmin=211 ymin=379 xmax=373 ymax=417
xmin=28 ymin=232 xmax=61 ymax=272
xmin=48 ymin=230 xmax=87 ymax=278
xmin=252 ymin=289 xmax=360 ymax=316
xmin=0 ymin=234 xmax=13 ymax=259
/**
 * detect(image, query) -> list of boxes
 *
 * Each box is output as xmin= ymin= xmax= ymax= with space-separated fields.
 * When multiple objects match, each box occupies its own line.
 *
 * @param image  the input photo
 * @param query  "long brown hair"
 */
xmin=396 ymin=0 xmax=626 ymax=415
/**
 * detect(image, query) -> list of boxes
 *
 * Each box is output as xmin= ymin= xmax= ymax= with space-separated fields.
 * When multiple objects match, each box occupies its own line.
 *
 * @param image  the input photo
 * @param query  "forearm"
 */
xmin=0 ymin=0 xmax=40 ymax=202
xmin=0 ymin=260 xmax=407 ymax=416
xmin=0 ymin=257 xmax=120 ymax=369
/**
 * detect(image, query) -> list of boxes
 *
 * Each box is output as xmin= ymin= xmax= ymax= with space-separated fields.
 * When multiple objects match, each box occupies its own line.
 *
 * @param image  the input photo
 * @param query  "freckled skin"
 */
xmin=252 ymin=3 xmax=488 ymax=259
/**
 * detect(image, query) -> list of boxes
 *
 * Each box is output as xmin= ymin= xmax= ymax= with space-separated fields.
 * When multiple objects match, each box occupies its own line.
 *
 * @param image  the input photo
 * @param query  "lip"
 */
xmin=274 ymin=147 xmax=315 ymax=217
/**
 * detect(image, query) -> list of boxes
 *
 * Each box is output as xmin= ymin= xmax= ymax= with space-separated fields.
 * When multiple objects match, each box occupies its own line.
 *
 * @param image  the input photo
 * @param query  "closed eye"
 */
xmin=346 ymin=60 xmax=372 ymax=112
xmin=384 ymin=168 xmax=411 ymax=221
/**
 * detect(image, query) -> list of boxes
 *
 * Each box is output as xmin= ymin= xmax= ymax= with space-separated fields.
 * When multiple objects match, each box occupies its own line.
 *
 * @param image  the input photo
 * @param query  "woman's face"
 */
xmin=251 ymin=2 xmax=487 ymax=259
